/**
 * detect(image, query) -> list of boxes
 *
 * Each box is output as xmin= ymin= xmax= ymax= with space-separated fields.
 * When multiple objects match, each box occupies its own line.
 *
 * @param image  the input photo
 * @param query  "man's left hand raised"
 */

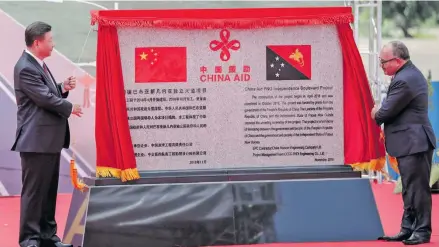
xmin=63 ymin=76 xmax=77 ymax=91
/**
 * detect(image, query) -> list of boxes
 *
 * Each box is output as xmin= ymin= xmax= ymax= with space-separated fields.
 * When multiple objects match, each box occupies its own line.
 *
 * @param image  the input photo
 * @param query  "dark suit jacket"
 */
xmin=375 ymin=60 xmax=436 ymax=158
xmin=11 ymin=51 xmax=73 ymax=153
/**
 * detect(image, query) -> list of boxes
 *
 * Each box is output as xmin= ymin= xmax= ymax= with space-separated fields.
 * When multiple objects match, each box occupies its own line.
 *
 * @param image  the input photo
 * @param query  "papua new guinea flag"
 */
xmin=266 ymin=45 xmax=311 ymax=80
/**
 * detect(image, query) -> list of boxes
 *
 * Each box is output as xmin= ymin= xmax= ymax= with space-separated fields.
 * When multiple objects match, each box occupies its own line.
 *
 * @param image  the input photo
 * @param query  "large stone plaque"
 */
xmin=118 ymin=25 xmax=344 ymax=170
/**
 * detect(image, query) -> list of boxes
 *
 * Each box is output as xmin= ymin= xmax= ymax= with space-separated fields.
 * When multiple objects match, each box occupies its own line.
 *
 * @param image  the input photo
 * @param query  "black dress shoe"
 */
xmin=54 ymin=242 xmax=73 ymax=247
xmin=45 ymin=242 xmax=73 ymax=247
xmin=402 ymin=234 xmax=430 ymax=245
xmin=378 ymin=231 xmax=412 ymax=241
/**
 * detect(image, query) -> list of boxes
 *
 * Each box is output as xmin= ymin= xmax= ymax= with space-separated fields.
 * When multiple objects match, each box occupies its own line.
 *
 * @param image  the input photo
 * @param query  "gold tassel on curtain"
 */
xmin=96 ymin=166 xmax=140 ymax=182
xmin=350 ymin=156 xmax=391 ymax=180
xmin=70 ymin=158 xmax=88 ymax=192
xmin=69 ymin=136 xmax=88 ymax=192
xmin=380 ymin=130 xmax=400 ymax=175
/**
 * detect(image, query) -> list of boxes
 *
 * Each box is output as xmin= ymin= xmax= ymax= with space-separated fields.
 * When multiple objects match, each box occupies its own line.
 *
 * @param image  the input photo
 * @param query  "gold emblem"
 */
xmin=289 ymin=48 xmax=304 ymax=67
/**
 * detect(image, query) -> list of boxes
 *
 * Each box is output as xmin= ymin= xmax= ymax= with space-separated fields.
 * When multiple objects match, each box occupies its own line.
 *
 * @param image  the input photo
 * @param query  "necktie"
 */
xmin=43 ymin=63 xmax=50 ymax=78
xmin=42 ymin=63 xmax=58 ymax=90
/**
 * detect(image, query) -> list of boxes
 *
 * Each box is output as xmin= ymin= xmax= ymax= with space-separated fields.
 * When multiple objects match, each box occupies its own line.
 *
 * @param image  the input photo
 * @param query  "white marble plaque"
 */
xmin=118 ymin=25 xmax=344 ymax=170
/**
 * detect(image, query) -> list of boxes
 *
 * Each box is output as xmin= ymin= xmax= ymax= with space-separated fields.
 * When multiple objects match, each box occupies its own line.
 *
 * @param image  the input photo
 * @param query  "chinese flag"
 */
xmin=135 ymin=47 xmax=187 ymax=83
xmin=266 ymin=45 xmax=311 ymax=80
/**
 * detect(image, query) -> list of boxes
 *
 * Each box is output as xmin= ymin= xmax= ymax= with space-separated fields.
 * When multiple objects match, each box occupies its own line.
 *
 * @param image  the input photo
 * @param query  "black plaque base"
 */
xmin=62 ymin=165 xmax=384 ymax=247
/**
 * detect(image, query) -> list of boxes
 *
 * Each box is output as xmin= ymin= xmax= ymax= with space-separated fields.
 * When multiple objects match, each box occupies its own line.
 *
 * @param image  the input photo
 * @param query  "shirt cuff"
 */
xmin=61 ymin=82 xmax=67 ymax=94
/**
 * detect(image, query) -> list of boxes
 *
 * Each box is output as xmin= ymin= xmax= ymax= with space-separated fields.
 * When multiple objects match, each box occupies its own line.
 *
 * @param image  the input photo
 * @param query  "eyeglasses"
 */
xmin=380 ymin=57 xmax=397 ymax=65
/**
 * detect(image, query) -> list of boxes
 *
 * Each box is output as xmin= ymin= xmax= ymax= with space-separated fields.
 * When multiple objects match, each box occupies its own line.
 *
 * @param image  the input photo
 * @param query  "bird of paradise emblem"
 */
xmin=289 ymin=48 xmax=305 ymax=67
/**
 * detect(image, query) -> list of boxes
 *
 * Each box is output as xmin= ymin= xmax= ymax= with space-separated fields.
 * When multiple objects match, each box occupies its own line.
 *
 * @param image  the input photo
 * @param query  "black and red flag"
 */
xmin=266 ymin=45 xmax=312 ymax=80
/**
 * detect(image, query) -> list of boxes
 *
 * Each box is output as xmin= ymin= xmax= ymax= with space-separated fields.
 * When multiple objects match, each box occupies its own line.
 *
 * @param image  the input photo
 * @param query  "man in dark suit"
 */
xmin=11 ymin=21 xmax=83 ymax=247
xmin=372 ymin=41 xmax=436 ymax=245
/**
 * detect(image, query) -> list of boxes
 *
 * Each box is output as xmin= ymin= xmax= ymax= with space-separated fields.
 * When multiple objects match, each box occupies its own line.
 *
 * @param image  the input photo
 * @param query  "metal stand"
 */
xmin=346 ymin=0 xmax=383 ymax=100
xmin=345 ymin=0 xmax=387 ymax=183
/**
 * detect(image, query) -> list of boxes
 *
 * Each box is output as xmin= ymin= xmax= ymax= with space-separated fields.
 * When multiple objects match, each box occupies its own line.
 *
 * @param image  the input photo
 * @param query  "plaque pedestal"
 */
xmin=63 ymin=166 xmax=384 ymax=247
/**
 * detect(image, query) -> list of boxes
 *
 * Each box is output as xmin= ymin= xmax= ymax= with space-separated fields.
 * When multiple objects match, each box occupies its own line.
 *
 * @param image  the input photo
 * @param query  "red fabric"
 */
xmin=95 ymin=25 xmax=137 ymax=174
xmin=336 ymin=24 xmax=386 ymax=164
xmin=90 ymin=7 xmax=353 ymax=29
xmin=135 ymin=47 xmax=187 ymax=83
xmin=92 ymin=7 xmax=384 ymax=177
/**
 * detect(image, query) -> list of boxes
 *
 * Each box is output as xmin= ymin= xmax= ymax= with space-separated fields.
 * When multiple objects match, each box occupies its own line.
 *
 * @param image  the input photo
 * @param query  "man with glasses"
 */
xmin=372 ymin=41 xmax=435 ymax=245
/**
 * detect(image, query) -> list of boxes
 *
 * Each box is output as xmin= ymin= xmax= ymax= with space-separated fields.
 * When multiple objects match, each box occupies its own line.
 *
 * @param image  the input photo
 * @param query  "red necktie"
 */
xmin=43 ymin=63 xmax=57 ymax=89
xmin=43 ymin=63 xmax=50 ymax=77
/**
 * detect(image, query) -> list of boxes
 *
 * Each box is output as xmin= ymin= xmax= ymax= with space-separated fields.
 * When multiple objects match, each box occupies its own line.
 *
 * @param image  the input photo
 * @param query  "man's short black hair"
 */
xmin=389 ymin=41 xmax=410 ymax=60
xmin=25 ymin=21 xmax=52 ymax=47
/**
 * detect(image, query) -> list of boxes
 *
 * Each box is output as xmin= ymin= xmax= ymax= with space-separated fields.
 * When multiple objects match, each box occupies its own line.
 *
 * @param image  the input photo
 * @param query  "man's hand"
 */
xmin=63 ymin=76 xmax=77 ymax=91
xmin=371 ymin=104 xmax=379 ymax=120
xmin=72 ymin=104 xmax=83 ymax=117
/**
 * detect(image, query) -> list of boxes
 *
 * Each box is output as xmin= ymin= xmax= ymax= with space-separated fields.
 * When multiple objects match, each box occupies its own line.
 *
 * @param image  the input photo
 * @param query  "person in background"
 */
xmin=11 ymin=21 xmax=83 ymax=247
xmin=372 ymin=41 xmax=435 ymax=245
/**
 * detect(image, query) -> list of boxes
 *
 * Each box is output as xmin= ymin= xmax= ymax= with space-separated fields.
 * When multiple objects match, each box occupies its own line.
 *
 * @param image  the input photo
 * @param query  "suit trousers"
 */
xmin=397 ymin=149 xmax=433 ymax=236
xmin=19 ymin=152 xmax=62 ymax=247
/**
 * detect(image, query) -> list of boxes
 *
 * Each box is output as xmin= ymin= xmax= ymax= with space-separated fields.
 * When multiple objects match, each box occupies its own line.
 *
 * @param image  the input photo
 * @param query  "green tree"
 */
xmin=383 ymin=1 xmax=439 ymax=38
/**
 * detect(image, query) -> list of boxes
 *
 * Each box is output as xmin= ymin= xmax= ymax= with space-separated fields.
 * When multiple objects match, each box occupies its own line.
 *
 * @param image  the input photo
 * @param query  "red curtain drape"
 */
xmin=336 ymin=23 xmax=386 ymax=172
xmin=90 ymin=7 xmax=353 ymax=29
xmin=91 ymin=8 xmax=386 ymax=182
xmin=95 ymin=25 xmax=139 ymax=181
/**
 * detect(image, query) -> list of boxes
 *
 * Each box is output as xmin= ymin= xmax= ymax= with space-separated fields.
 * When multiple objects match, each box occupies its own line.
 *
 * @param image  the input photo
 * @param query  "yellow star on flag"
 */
xmin=139 ymin=52 xmax=148 ymax=60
